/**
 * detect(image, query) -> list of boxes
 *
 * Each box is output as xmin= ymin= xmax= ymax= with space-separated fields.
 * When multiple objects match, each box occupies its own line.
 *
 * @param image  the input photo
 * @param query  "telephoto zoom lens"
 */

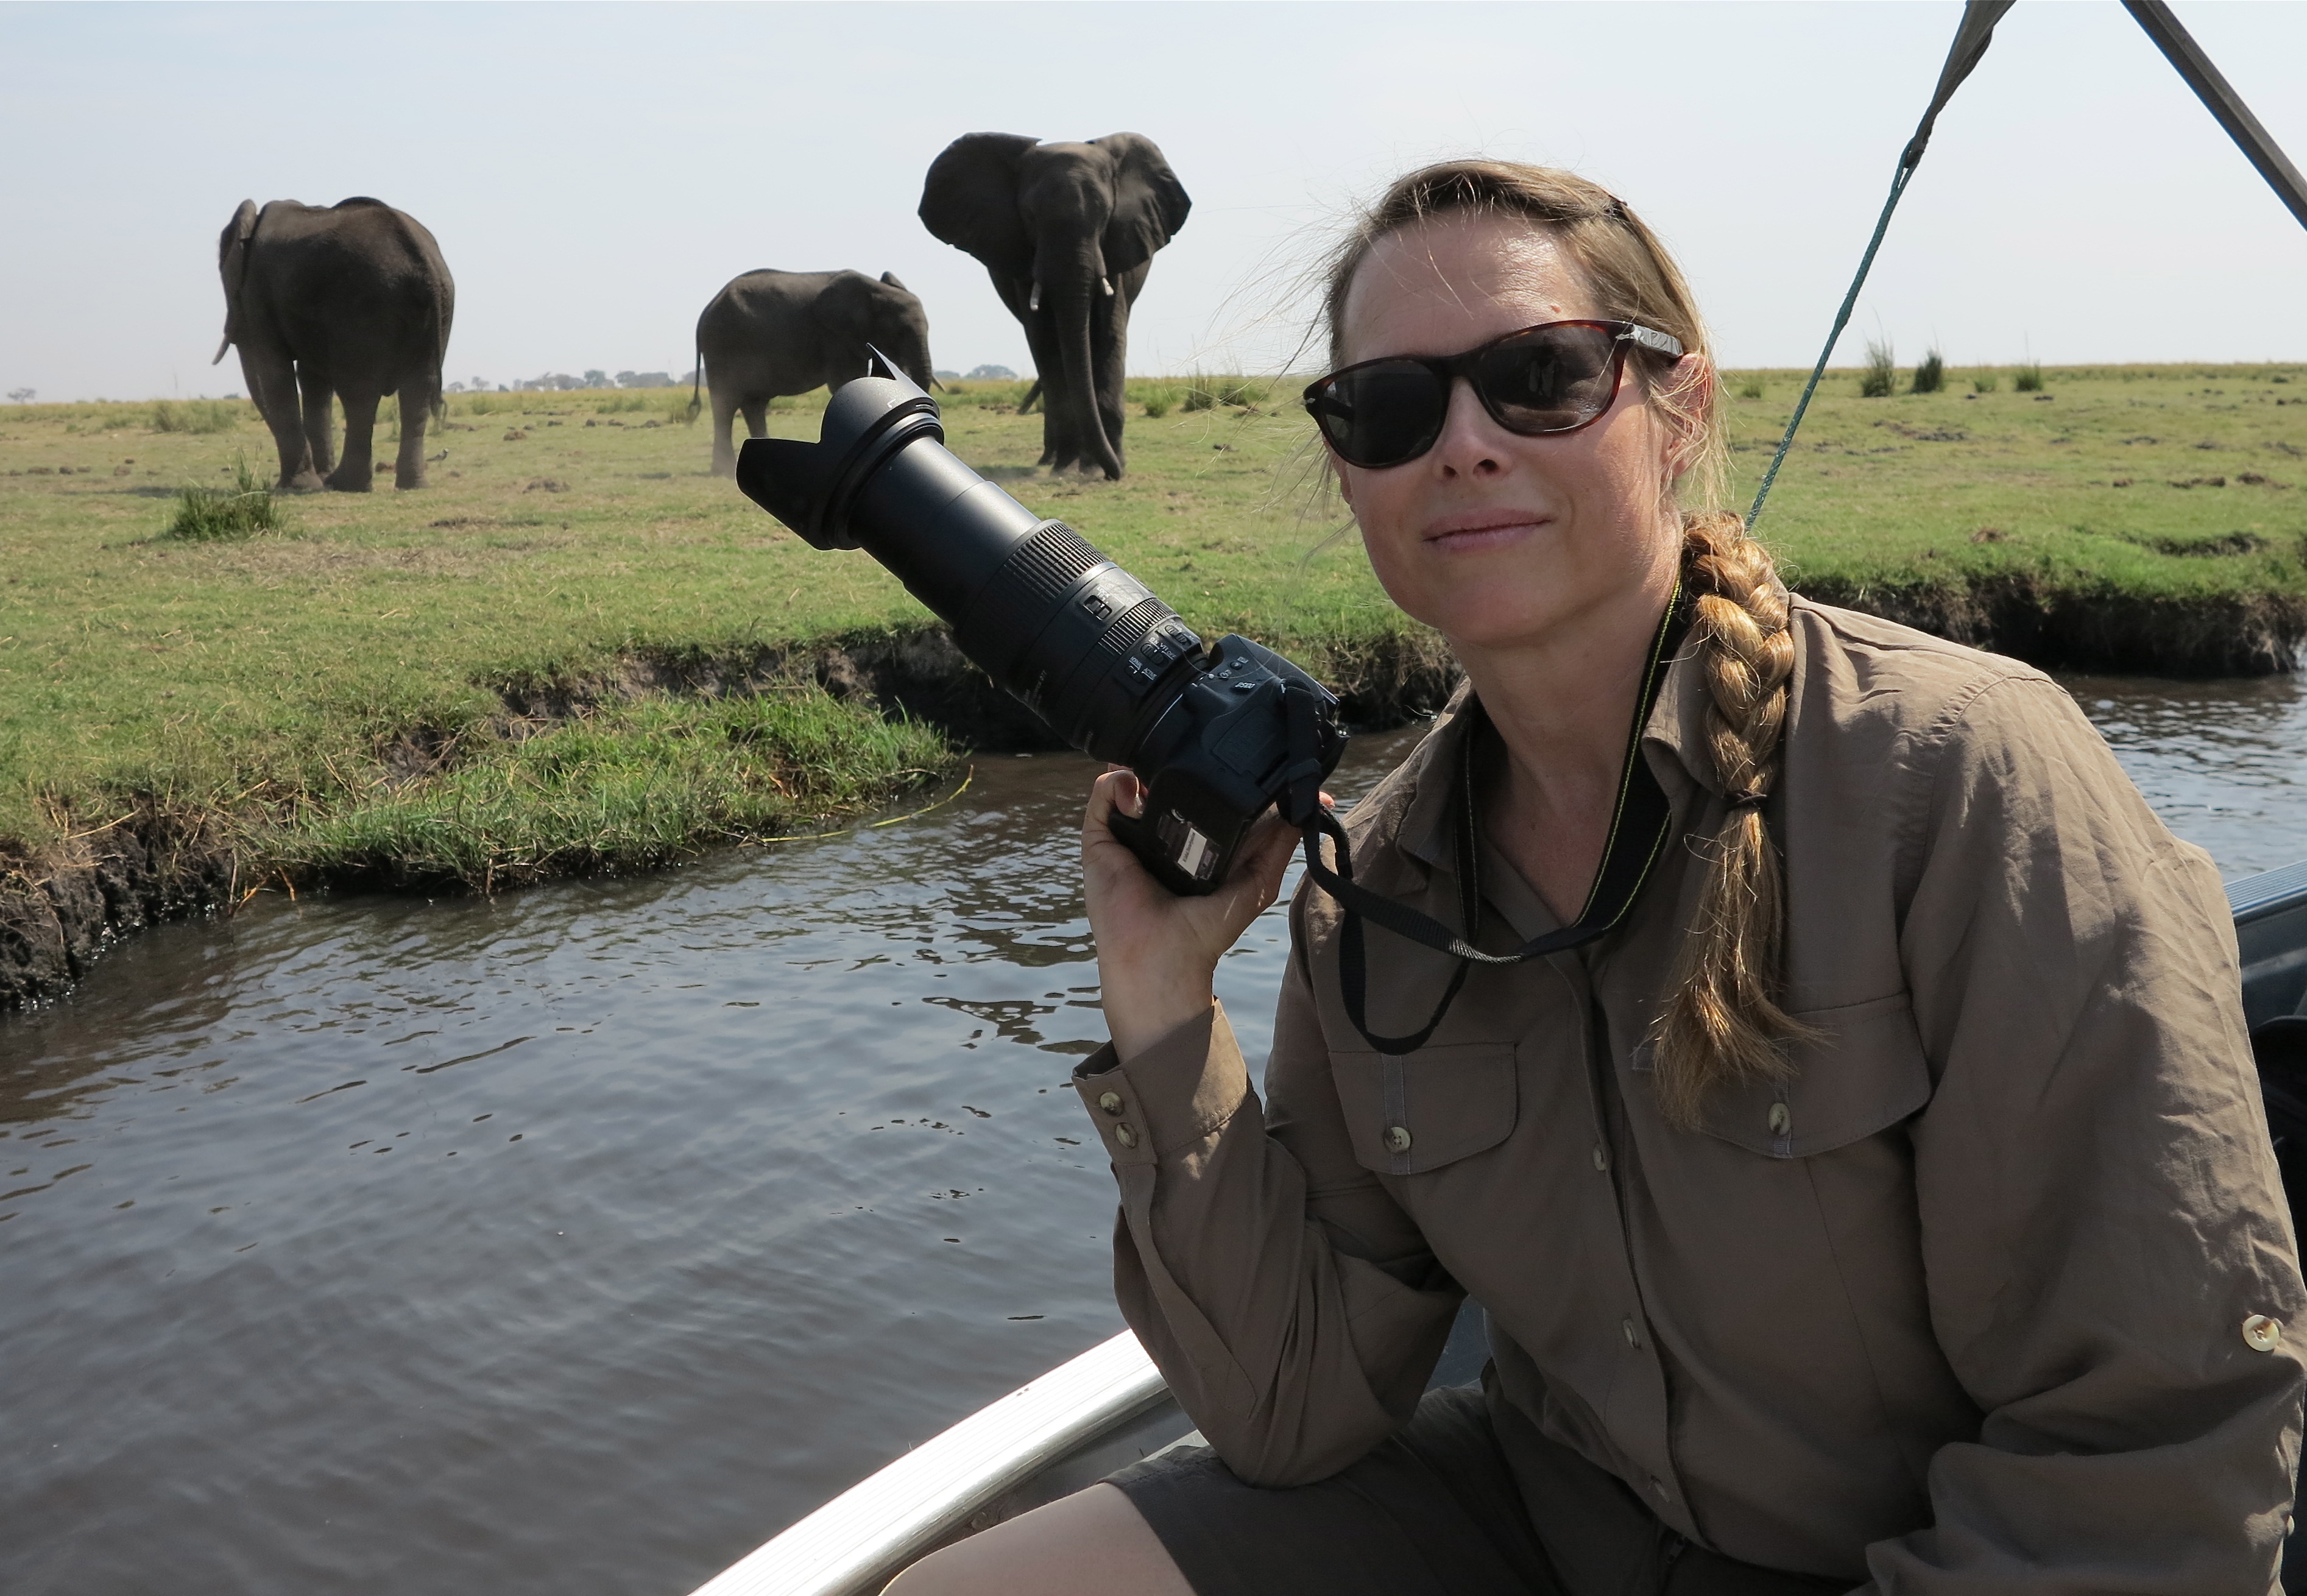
xmin=736 ymin=352 xmax=1345 ymax=894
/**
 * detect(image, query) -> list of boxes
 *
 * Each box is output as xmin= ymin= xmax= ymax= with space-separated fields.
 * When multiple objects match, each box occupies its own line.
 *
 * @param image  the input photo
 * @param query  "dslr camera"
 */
xmin=735 ymin=353 xmax=1346 ymax=895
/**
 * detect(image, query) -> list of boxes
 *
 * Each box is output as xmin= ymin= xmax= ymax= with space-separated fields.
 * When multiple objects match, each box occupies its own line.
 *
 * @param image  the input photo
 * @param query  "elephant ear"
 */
xmin=816 ymin=272 xmax=885 ymax=375
xmin=919 ymin=132 xmax=1039 ymax=280
xmin=216 ymin=200 xmax=260 ymax=361
xmin=1095 ymin=133 xmax=1190 ymax=277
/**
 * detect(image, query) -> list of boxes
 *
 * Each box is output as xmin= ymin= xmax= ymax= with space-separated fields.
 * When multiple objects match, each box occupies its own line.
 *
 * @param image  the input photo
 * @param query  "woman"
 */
xmin=891 ymin=162 xmax=2305 ymax=1595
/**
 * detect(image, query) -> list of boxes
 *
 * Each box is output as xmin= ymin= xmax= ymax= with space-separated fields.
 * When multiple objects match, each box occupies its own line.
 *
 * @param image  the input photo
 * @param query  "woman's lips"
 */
xmin=1422 ymin=514 xmax=1547 ymax=553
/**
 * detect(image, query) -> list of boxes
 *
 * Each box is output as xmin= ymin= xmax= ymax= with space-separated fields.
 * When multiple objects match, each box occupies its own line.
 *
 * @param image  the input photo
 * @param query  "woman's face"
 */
xmin=1331 ymin=213 xmax=1694 ymax=656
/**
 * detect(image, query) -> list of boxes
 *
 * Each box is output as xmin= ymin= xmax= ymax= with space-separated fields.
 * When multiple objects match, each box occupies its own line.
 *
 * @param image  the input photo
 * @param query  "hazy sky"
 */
xmin=4 ymin=1 xmax=2304 ymax=402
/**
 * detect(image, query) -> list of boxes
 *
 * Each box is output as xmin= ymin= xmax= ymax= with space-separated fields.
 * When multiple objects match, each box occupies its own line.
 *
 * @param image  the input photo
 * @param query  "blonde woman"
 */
xmin=891 ymin=163 xmax=2306 ymax=1595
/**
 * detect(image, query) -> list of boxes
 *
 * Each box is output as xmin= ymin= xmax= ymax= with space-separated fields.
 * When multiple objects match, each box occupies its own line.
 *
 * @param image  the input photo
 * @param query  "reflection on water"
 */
xmin=2060 ymin=673 xmax=2307 ymax=880
xmin=1 ymin=678 xmax=2302 ymax=1595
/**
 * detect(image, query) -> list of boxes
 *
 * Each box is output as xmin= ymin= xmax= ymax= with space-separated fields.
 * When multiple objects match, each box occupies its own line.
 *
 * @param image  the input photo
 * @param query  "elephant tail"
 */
xmin=688 ymin=348 xmax=704 ymax=422
xmin=429 ymin=279 xmax=451 ymax=426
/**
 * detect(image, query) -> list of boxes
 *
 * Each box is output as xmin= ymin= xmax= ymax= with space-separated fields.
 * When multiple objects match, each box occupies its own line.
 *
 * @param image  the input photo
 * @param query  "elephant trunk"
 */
xmin=1040 ymin=238 xmax=1122 ymax=479
xmin=1053 ymin=279 xmax=1121 ymax=479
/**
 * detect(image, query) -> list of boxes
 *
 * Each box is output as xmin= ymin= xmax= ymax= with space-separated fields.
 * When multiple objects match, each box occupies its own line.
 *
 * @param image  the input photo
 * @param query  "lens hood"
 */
xmin=736 ymin=351 xmax=944 ymax=549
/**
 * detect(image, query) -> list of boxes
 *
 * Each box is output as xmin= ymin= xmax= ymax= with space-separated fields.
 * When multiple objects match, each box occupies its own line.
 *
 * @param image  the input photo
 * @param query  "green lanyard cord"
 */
xmin=1743 ymin=157 xmax=1915 ymax=532
xmin=1745 ymin=0 xmax=2016 ymax=531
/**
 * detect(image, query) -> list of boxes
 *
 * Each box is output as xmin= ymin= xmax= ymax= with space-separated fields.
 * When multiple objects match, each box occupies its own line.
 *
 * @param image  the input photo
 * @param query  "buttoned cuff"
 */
xmin=1071 ymin=1001 xmax=1251 ymax=1166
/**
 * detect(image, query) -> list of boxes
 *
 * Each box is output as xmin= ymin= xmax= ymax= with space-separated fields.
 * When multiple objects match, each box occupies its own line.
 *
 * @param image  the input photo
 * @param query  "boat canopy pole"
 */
xmin=2119 ymin=1 xmax=2307 ymax=232
xmin=1745 ymin=0 xmax=2014 ymax=529
xmin=1746 ymin=0 xmax=2307 ymax=530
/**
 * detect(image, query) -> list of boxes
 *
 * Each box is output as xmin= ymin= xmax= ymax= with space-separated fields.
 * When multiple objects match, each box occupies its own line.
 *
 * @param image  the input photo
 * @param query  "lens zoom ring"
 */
xmin=1005 ymin=522 xmax=1101 ymax=604
xmin=959 ymin=521 xmax=1104 ymax=671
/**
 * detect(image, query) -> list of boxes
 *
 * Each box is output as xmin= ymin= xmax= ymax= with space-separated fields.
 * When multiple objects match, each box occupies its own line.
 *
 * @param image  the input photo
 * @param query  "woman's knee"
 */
xmin=880 ymin=1481 xmax=1191 ymax=1596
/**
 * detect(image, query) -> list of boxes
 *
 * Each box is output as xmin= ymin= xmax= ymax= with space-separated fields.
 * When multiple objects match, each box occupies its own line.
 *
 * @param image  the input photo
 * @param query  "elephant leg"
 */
xmin=741 ymin=398 xmax=769 ymax=437
xmin=299 ymin=369 xmax=337 ymax=482
xmin=1017 ymin=314 xmax=1074 ymax=470
xmin=327 ymin=391 xmax=378 ymax=492
xmin=710 ymin=384 xmax=741 ymax=477
xmin=1092 ymin=267 xmax=1146 ymax=474
xmin=242 ymin=346 xmax=320 ymax=492
xmin=393 ymin=378 xmax=430 ymax=490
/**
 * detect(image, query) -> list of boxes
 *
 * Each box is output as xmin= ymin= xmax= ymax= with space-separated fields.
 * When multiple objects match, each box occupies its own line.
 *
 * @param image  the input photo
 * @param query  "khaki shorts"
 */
xmin=1107 ymin=1382 xmax=1851 ymax=1596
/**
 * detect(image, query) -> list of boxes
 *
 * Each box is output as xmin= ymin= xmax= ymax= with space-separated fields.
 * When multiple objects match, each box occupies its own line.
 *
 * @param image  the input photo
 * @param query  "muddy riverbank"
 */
xmin=0 ymin=623 xmax=1462 ymax=1012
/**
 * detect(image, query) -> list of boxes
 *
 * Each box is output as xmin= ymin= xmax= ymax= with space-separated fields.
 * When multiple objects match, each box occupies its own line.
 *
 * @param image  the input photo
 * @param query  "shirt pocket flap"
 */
xmin=1332 ymin=1043 xmax=1519 ymax=1176
xmin=1696 ymin=992 xmax=1932 ymax=1158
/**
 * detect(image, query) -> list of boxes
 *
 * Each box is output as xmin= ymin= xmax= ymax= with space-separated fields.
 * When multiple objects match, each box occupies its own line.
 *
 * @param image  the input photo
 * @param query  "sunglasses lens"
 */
xmin=1477 ymin=324 xmax=1622 ymax=433
xmin=1310 ymin=363 xmax=1446 ymax=468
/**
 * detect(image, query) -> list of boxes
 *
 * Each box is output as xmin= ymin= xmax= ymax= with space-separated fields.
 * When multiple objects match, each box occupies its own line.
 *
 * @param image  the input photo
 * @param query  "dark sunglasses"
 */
xmin=1302 ymin=319 xmax=1685 ymax=470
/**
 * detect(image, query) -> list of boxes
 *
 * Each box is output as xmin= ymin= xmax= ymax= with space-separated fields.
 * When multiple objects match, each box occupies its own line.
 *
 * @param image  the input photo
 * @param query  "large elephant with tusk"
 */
xmin=919 ymin=133 xmax=1189 ymax=479
xmin=213 ymin=197 xmax=454 ymax=492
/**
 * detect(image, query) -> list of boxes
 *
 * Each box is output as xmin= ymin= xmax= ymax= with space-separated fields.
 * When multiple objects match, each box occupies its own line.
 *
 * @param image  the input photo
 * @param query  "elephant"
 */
xmin=213 ymin=197 xmax=454 ymax=493
xmin=919 ymin=133 xmax=1190 ymax=480
xmin=694 ymin=269 xmax=936 ymax=477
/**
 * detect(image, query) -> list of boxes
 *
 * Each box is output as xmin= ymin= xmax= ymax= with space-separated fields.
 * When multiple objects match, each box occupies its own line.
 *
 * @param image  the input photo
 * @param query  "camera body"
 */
xmin=735 ymin=353 xmax=1346 ymax=895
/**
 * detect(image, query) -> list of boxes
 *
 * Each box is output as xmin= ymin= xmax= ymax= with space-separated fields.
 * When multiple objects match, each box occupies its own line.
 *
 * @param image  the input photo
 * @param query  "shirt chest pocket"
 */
xmin=1330 ymin=1044 xmax=1520 ymax=1176
xmin=1672 ymin=990 xmax=1934 ymax=1157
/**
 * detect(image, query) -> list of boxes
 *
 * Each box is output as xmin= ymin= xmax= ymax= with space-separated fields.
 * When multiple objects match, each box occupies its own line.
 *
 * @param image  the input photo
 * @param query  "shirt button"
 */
xmin=1114 ymin=1123 xmax=1139 ymax=1149
xmin=1622 ymin=1317 xmax=1641 ymax=1349
xmin=1384 ymin=1125 xmax=1413 ymax=1154
xmin=1591 ymin=1143 xmax=1609 ymax=1172
xmin=1097 ymin=1092 xmax=1125 ymax=1115
xmin=2244 ymin=1313 xmax=2284 ymax=1352
xmin=1767 ymin=1102 xmax=1790 ymax=1137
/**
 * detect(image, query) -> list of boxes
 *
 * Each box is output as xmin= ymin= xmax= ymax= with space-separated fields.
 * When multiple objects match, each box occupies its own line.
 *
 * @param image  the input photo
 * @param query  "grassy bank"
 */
xmin=2 ymin=363 xmax=2305 ymax=997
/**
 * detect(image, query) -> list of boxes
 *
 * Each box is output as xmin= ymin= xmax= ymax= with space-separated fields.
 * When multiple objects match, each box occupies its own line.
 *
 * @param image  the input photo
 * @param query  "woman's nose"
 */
xmin=1427 ymin=376 xmax=1505 ymax=478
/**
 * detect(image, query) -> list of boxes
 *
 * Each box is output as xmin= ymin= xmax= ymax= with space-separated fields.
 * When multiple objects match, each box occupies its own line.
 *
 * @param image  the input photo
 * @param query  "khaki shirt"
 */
xmin=1073 ymin=599 xmax=2307 ymax=1591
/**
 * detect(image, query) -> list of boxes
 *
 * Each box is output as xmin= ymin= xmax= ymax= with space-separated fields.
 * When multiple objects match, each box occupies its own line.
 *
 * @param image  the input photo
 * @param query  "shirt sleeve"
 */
xmin=1868 ymin=673 xmax=2306 ymax=1592
xmin=1071 ymin=889 xmax=1462 ymax=1485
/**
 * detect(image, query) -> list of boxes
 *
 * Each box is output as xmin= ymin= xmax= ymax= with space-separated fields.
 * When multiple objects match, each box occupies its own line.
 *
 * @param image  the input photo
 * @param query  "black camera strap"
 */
xmin=1286 ymin=595 xmax=1686 ymax=1056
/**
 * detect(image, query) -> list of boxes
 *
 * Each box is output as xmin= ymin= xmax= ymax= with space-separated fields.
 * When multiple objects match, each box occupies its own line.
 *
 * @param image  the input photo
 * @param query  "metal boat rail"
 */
xmin=687 ymin=1330 xmax=1173 ymax=1596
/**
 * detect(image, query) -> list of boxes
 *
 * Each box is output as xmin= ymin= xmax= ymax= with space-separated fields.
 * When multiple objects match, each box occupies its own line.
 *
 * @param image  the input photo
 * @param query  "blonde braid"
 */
xmin=1650 ymin=511 xmax=1813 ymax=1129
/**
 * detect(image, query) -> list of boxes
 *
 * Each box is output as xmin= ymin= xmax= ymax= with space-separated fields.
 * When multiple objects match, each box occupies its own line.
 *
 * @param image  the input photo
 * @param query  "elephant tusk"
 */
xmin=1028 ymin=282 xmax=1041 ymax=314
xmin=1101 ymin=277 xmax=1115 ymax=298
xmin=212 ymin=334 xmax=231 ymax=365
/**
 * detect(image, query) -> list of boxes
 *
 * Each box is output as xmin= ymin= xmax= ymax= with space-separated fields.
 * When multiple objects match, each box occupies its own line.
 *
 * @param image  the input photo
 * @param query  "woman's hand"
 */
xmin=1083 ymin=769 xmax=1315 ymax=1061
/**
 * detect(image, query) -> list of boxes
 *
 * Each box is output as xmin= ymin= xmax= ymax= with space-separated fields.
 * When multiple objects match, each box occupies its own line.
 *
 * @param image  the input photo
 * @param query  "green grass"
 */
xmin=163 ymin=456 xmax=288 ymax=542
xmin=150 ymin=398 xmax=251 ymax=434
xmin=1860 ymin=340 xmax=1897 ymax=399
xmin=1972 ymin=369 xmax=2000 ymax=394
xmin=1912 ymin=350 xmax=1945 ymax=395
xmin=278 ymin=690 xmax=949 ymax=890
xmin=2015 ymin=361 xmax=2046 ymax=392
xmin=4 ymin=367 xmax=2306 ymax=888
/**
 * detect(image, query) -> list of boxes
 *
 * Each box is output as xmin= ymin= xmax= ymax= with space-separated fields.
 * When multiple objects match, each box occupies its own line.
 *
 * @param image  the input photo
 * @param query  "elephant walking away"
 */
xmin=213 ymin=197 xmax=454 ymax=493
xmin=919 ymin=133 xmax=1189 ymax=480
xmin=695 ymin=270 xmax=936 ymax=477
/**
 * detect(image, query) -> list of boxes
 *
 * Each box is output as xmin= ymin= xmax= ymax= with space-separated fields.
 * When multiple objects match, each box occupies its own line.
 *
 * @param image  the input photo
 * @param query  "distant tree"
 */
xmin=583 ymin=370 xmax=610 ymax=389
xmin=6 ymin=387 xmax=32 ymax=403
xmin=966 ymin=364 xmax=1017 ymax=381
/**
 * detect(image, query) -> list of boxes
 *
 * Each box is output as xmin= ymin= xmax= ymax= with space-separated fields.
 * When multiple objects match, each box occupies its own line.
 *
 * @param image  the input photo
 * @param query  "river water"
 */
xmin=3 ymin=674 xmax=2305 ymax=1595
